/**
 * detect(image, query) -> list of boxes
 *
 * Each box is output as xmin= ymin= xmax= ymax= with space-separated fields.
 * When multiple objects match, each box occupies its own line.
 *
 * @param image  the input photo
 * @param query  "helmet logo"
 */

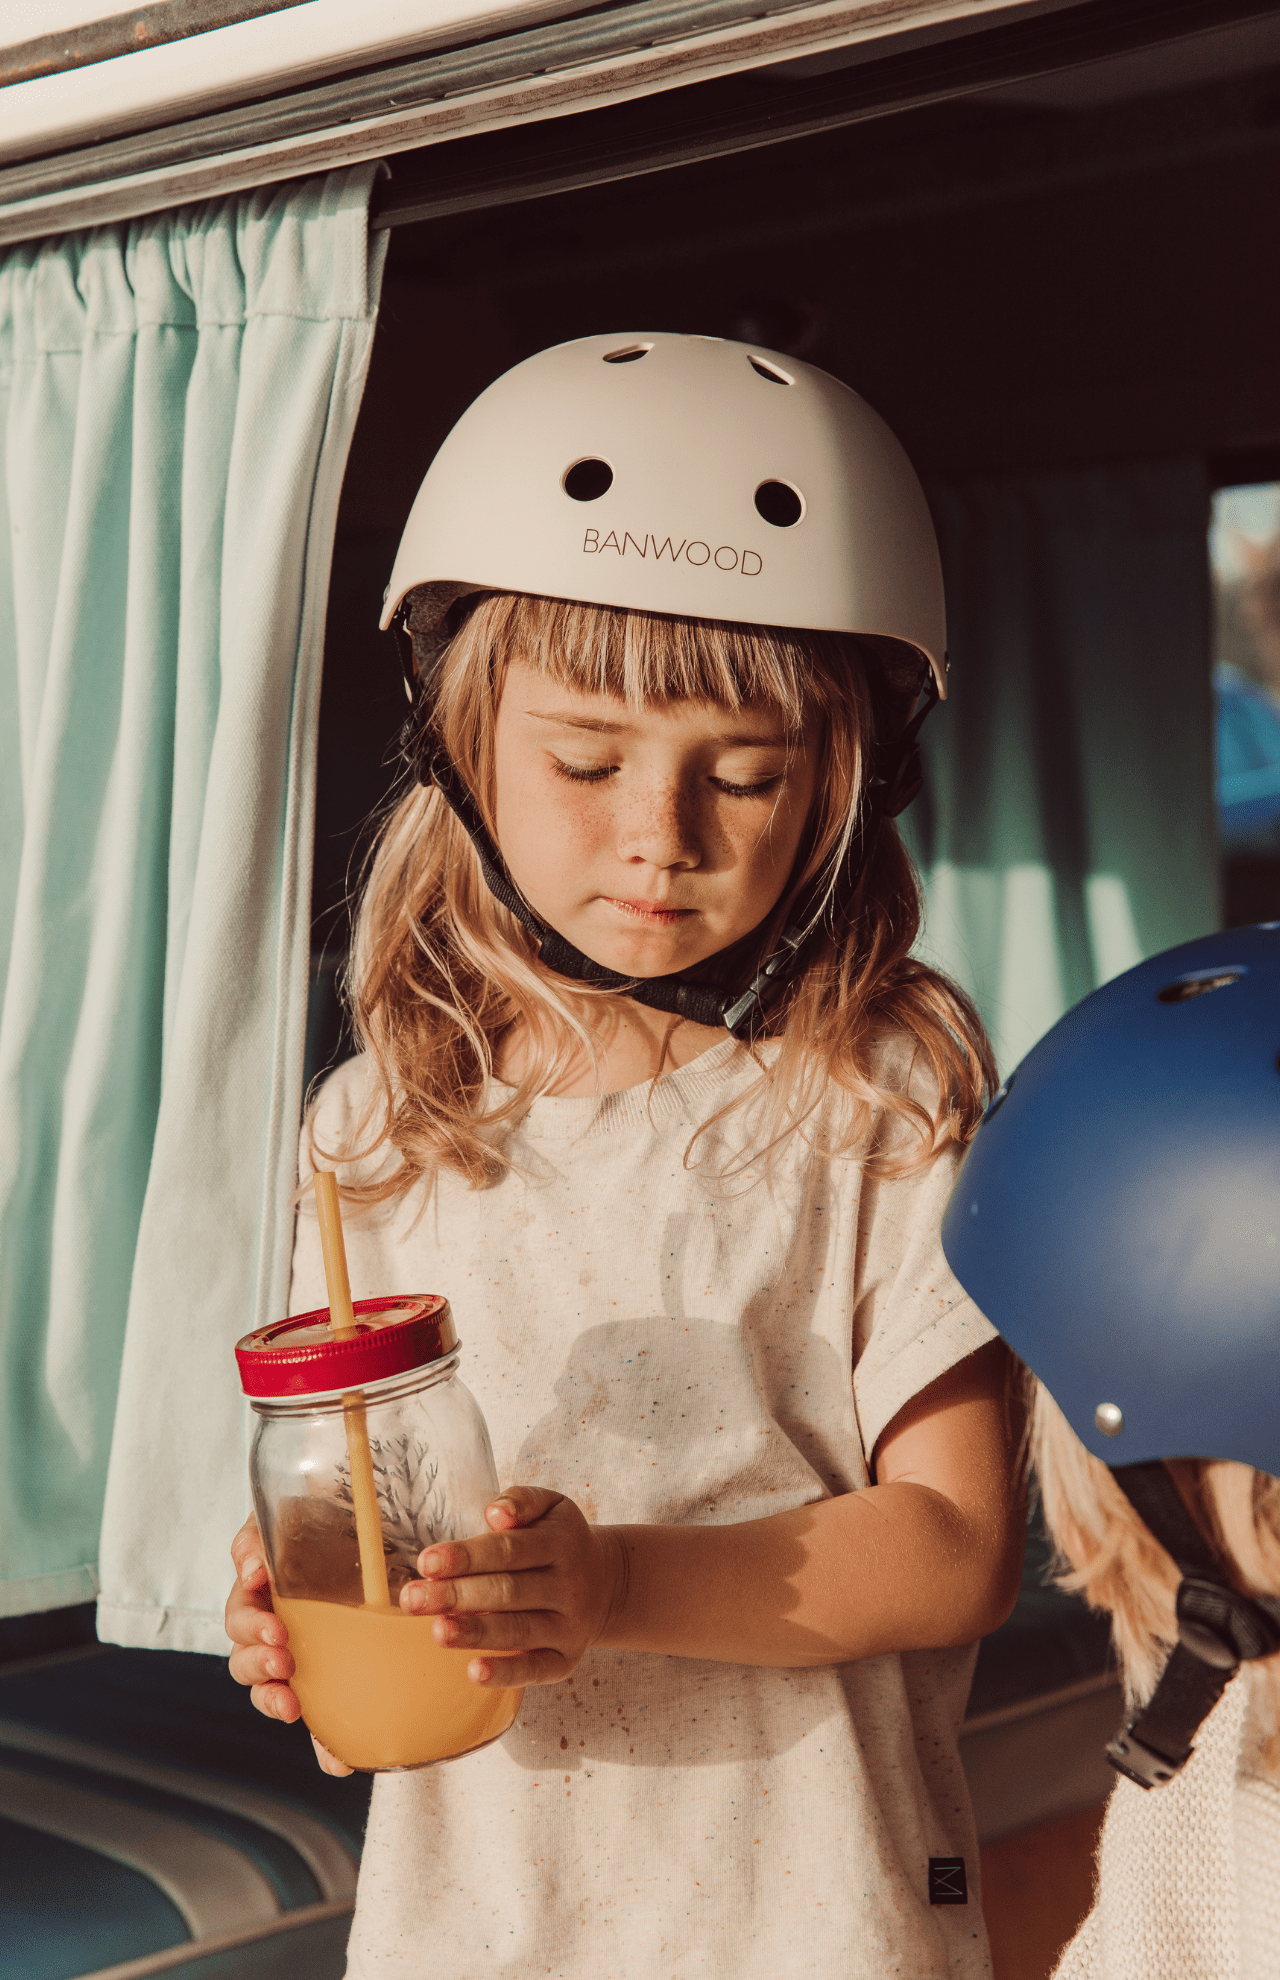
xmin=583 ymin=528 xmax=762 ymax=576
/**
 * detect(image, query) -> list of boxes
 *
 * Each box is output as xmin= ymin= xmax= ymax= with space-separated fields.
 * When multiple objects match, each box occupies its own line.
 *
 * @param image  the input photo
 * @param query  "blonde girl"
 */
xmin=225 ymin=333 xmax=1025 ymax=1980
xmin=938 ymin=922 xmax=1280 ymax=1980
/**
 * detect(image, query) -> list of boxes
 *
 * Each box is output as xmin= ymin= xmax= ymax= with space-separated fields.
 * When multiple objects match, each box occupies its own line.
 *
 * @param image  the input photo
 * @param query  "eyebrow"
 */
xmin=524 ymin=710 xmax=791 ymax=748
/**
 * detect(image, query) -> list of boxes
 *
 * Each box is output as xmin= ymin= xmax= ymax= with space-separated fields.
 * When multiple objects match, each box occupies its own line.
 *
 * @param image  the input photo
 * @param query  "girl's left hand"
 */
xmin=401 ymin=1486 xmax=624 ymax=1689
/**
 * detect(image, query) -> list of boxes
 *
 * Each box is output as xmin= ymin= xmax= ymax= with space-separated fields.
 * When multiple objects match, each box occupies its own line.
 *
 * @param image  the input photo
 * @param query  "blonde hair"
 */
xmin=324 ymin=592 xmax=995 ymax=1202
xmin=1031 ymin=1378 xmax=1280 ymax=1765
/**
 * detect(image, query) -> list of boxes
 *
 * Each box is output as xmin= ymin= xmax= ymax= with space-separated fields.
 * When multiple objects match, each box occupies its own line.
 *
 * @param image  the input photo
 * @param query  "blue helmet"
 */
xmin=942 ymin=923 xmax=1280 ymax=1477
xmin=942 ymin=924 xmax=1280 ymax=1790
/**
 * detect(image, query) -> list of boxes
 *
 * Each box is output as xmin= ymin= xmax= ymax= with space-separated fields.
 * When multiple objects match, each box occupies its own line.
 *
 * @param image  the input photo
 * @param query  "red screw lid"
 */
xmin=235 ymin=1295 xmax=457 ymax=1399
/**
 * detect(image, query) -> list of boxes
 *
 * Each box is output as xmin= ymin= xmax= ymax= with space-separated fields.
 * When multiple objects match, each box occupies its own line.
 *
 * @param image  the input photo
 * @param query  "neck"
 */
xmin=496 ymin=996 xmax=729 ymax=1097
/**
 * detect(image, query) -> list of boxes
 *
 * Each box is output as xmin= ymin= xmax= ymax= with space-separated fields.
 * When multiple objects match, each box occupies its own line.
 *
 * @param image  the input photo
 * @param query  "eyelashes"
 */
xmin=551 ymin=758 xmax=782 ymax=799
xmin=552 ymin=759 xmax=614 ymax=784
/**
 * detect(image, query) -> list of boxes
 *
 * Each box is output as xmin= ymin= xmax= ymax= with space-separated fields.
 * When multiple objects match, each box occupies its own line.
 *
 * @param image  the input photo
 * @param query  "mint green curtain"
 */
xmin=904 ymin=464 xmax=1219 ymax=1077
xmin=0 ymin=167 xmax=386 ymax=1644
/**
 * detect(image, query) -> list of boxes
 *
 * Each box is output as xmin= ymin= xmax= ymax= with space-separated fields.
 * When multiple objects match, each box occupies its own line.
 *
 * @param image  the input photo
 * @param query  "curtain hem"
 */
xmin=0 ymin=1564 xmax=98 ymax=1619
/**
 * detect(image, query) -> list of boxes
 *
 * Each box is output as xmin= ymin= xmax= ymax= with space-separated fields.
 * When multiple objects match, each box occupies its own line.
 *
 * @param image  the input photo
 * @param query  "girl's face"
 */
xmin=492 ymin=658 xmax=820 ymax=980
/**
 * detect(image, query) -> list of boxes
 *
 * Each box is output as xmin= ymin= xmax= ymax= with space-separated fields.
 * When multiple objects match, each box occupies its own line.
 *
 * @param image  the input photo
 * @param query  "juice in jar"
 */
xmin=273 ymin=1594 xmax=522 ymax=1772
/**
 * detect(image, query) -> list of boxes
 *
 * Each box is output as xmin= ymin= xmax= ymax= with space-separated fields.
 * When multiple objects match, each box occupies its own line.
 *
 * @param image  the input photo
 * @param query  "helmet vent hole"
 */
xmin=754 ymin=480 xmax=804 ymax=528
xmin=1156 ymin=968 xmax=1245 ymax=1003
xmin=563 ymin=458 xmax=614 ymax=502
xmin=602 ymin=344 xmax=652 ymax=364
xmin=748 ymin=356 xmax=793 ymax=385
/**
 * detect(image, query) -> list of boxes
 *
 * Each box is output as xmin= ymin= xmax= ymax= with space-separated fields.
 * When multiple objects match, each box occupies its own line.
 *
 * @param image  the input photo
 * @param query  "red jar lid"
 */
xmin=235 ymin=1295 xmax=457 ymax=1399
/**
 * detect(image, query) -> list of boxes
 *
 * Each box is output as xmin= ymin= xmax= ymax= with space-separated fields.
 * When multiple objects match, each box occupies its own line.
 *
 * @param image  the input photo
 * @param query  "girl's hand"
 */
xmin=224 ymin=1515 xmax=353 ymax=1778
xmin=402 ymin=1486 xmax=624 ymax=1689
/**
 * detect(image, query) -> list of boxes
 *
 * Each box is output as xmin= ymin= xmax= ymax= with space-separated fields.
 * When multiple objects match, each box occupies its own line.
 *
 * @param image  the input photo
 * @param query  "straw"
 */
xmin=314 ymin=1171 xmax=392 ymax=1610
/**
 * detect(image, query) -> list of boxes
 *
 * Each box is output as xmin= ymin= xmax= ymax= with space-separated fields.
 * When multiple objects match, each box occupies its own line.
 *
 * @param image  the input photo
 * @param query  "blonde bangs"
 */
xmin=484 ymin=591 xmax=830 ymax=728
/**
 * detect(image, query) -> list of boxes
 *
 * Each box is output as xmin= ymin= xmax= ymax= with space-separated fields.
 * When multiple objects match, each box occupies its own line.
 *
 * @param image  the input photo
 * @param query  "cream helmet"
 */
xmin=383 ymin=332 xmax=948 ymax=1035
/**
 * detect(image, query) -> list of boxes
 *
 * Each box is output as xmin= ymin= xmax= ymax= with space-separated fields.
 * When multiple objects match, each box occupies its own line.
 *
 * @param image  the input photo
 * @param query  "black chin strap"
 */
xmin=1105 ymin=1463 xmax=1280 ymax=1789
xmin=393 ymin=604 xmax=938 ymax=1039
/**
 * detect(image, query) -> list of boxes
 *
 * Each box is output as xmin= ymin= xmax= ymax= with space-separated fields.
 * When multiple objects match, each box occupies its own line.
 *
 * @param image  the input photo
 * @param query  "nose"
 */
xmin=614 ymin=776 xmax=702 ymax=871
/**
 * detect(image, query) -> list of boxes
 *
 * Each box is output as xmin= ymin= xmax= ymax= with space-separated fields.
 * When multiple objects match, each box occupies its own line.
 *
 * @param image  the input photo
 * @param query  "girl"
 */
xmin=937 ymin=923 xmax=1280 ymax=1979
xmin=1033 ymin=1390 xmax=1280 ymax=1980
xmin=226 ymin=333 xmax=1025 ymax=1979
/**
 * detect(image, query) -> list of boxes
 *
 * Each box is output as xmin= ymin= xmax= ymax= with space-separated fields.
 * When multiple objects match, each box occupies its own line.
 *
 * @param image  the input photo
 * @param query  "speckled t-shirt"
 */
xmin=292 ymin=1036 xmax=996 ymax=1979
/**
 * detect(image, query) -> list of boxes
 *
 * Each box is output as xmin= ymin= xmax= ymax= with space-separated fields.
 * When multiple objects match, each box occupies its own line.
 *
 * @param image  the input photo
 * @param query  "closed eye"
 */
xmin=553 ymin=758 xmax=616 ymax=784
xmin=712 ymin=775 xmax=784 ymax=798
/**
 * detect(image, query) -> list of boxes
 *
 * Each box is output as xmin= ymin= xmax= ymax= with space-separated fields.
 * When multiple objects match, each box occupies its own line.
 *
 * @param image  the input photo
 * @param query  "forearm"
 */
xmin=598 ymin=1481 xmax=1022 ymax=1667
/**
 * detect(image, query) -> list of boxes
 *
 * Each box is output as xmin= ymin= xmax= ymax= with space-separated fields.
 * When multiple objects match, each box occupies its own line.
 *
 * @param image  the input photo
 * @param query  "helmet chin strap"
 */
xmin=392 ymin=607 xmax=938 ymax=1039
xmin=1104 ymin=1463 xmax=1280 ymax=1790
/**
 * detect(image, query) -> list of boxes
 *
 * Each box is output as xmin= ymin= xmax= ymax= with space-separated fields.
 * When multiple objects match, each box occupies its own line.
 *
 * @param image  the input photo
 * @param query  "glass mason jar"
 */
xmin=235 ymin=1295 xmax=522 ymax=1772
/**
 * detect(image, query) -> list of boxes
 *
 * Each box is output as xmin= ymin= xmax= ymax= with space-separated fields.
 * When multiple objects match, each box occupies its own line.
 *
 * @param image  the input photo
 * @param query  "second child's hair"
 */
xmin=331 ymin=591 xmax=995 ymax=1202
xmin=1031 ymin=1380 xmax=1280 ymax=1767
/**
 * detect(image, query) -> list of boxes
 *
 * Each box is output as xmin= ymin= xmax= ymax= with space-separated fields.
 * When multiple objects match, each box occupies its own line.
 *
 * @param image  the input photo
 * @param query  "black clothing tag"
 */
xmin=928 ymin=1857 xmax=968 ymax=1905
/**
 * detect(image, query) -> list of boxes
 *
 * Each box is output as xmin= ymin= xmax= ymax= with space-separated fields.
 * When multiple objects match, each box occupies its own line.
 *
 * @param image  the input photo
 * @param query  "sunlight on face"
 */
xmin=492 ymin=658 xmax=819 ymax=979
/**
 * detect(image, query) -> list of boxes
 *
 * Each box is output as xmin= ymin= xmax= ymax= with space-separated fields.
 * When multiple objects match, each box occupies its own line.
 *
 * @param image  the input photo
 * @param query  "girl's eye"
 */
xmin=712 ymin=775 xmax=783 ymax=798
xmin=552 ymin=759 xmax=615 ymax=784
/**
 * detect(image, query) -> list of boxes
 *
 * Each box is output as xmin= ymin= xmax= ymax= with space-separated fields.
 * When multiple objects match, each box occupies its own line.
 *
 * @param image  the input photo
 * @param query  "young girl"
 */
xmin=936 ymin=923 xmax=1280 ymax=1980
xmin=1033 ymin=1390 xmax=1280 ymax=1980
xmin=226 ymin=333 xmax=1024 ymax=1978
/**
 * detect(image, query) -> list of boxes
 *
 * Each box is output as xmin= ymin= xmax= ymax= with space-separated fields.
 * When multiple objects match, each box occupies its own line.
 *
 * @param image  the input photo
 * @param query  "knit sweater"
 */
xmin=1054 ymin=1667 xmax=1280 ymax=1980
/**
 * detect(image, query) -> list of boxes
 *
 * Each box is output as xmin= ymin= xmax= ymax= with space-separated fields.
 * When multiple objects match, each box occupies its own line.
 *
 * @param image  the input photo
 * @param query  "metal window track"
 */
xmin=0 ymin=0 xmax=1276 ymax=246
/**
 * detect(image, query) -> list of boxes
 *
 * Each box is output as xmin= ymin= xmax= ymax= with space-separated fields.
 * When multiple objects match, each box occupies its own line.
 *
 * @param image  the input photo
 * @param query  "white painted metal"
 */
xmin=0 ymin=0 xmax=1049 ymax=177
xmin=0 ymin=1758 xmax=282 ymax=1937
xmin=0 ymin=1717 xmax=358 ymax=1902
xmin=0 ymin=0 xmax=587 ymax=161
xmin=74 ymin=1900 xmax=355 ymax=1980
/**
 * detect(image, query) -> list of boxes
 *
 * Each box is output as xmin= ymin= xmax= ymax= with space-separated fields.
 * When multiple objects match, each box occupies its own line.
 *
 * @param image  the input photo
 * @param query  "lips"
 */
xmin=603 ymin=898 xmax=695 ymax=926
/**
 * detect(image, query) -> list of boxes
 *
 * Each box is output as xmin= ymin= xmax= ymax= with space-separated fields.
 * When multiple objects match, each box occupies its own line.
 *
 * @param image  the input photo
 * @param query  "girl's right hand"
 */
xmin=225 ymin=1515 xmax=353 ymax=1777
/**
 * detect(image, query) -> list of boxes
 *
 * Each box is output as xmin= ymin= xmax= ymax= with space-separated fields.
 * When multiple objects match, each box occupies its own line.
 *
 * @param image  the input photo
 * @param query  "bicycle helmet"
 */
xmin=942 ymin=924 xmax=1280 ymax=1787
xmin=383 ymin=332 xmax=948 ymax=1036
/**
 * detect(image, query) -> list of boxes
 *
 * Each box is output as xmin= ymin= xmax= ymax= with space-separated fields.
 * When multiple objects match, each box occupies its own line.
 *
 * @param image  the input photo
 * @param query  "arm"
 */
xmin=408 ymin=1338 xmax=1025 ymax=1684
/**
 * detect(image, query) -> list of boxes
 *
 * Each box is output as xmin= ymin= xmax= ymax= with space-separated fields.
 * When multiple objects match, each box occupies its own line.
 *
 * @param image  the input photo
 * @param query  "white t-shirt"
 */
xmin=292 ymin=1036 xmax=997 ymax=1979
xmin=1054 ymin=1667 xmax=1280 ymax=1980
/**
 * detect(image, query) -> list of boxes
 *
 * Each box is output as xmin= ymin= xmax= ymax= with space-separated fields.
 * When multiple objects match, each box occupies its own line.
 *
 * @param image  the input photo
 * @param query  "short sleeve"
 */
xmin=851 ymin=1133 xmax=996 ymax=1462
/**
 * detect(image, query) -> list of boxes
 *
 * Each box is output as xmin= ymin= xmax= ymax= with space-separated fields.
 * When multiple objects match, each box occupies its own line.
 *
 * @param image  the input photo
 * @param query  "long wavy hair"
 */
xmin=321 ymin=591 xmax=996 ymax=1203
xmin=1031 ymin=1381 xmax=1280 ymax=1767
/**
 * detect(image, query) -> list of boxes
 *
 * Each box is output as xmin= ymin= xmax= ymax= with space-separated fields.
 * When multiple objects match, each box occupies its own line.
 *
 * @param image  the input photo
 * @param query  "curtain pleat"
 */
xmin=906 ymin=464 xmax=1219 ymax=1076
xmin=0 ymin=167 xmax=387 ymax=1645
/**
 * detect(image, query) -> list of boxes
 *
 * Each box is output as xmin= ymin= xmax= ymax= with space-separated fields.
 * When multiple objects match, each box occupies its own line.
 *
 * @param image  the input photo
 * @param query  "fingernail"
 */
xmin=469 ymin=1658 xmax=491 ymax=1684
xmin=403 ymin=1586 xmax=426 ymax=1614
xmin=419 ymin=1549 xmax=444 ymax=1574
xmin=241 ymin=1556 xmax=264 ymax=1583
xmin=490 ymin=1499 xmax=516 ymax=1521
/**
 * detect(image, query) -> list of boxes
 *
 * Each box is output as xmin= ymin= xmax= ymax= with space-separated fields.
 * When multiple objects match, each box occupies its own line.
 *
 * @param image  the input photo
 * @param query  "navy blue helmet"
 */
xmin=943 ymin=923 xmax=1280 ymax=1477
xmin=942 ymin=924 xmax=1280 ymax=1789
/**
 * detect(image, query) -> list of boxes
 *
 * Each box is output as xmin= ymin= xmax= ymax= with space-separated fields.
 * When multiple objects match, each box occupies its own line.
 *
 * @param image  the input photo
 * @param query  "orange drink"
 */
xmin=273 ymin=1594 xmax=522 ymax=1772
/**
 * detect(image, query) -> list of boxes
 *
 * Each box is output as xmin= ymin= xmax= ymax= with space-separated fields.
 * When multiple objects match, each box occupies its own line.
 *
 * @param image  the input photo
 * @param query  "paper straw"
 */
xmin=314 ymin=1171 xmax=392 ymax=1610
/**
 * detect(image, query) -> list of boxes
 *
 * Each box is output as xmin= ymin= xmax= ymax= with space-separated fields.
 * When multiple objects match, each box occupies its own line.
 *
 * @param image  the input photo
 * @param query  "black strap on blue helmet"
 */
xmin=391 ymin=602 xmax=937 ymax=1040
xmin=1105 ymin=1463 xmax=1280 ymax=1789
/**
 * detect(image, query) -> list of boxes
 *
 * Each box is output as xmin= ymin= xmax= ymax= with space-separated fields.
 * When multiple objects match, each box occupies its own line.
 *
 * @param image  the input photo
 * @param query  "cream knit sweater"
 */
xmin=1054 ymin=1668 xmax=1280 ymax=1980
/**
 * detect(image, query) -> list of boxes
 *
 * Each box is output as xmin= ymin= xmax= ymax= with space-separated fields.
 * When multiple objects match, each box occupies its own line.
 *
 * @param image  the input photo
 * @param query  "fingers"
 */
xmin=311 ymin=1734 xmax=355 ymax=1778
xmin=415 ymin=1518 xmax=560 ymax=1584
xmin=403 ymin=1565 xmax=562 ymax=1618
xmin=250 ymin=1679 xmax=302 ymax=1723
xmin=484 ymin=1486 xmax=562 ymax=1530
xmin=230 ymin=1514 xmax=269 ymax=1591
xmin=466 ymin=1647 xmax=573 ymax=1689
xmin=229 ymin=1636 xmax=296 ymax=1689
